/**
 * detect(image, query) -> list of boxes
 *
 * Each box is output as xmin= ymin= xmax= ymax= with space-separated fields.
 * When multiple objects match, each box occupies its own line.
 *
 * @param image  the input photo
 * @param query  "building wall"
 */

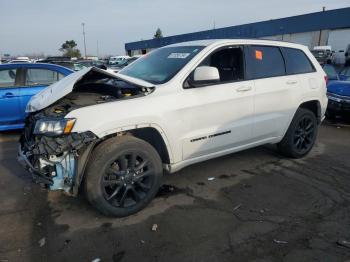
xmin=328 ymin=29 xmax=350 ymax=64
xmin=125 ymin=8 xmax=350 ymax=63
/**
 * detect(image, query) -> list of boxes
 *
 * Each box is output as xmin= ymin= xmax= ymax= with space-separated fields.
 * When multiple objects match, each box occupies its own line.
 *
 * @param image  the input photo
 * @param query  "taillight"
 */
xmin=324 ymin=75 xmax=328 ymax=85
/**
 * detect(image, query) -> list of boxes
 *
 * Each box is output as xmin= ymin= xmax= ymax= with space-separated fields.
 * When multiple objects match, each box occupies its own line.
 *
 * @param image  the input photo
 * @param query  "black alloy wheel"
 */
xmin=293 ymin=115 xmax=316 ymax=154
xmin=101 ymin=151 xmax=154 ymax=208
xmin=278 ymin=108 xmax=318 ymax=158
xmin=84 ymin=135 xmax=163 ymax=217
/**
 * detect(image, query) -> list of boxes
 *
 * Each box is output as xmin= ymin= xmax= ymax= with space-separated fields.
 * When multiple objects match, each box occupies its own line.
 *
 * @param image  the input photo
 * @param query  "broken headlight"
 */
xmin=33 ymin=118 xmax=76 ymax=136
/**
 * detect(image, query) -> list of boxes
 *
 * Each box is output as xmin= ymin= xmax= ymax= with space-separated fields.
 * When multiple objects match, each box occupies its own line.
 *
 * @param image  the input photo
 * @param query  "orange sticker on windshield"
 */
xmin=255 ymin=50 xmax=263 ymax=60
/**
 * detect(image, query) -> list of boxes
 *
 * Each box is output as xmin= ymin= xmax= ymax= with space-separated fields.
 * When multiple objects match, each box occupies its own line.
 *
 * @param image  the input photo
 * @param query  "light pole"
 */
xmin=81 ymin=22 xmax=87 ymax=58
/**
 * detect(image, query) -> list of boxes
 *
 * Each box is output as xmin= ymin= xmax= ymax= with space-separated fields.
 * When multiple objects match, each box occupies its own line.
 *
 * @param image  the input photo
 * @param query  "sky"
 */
xmin=0 ymin=0 xmax=349 ymax=57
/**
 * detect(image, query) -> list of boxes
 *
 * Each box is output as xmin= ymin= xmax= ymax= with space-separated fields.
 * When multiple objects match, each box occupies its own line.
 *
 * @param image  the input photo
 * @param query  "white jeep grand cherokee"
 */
xmin=19 ymin=39 xmax=328 ymax=217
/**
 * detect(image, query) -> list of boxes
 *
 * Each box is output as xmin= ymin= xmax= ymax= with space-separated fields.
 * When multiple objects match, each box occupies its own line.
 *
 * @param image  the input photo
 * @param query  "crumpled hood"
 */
xmin=327 ymin=80 xmax=350 ymax=97
xmin=26 ymin=67 xmax=154 ymax=113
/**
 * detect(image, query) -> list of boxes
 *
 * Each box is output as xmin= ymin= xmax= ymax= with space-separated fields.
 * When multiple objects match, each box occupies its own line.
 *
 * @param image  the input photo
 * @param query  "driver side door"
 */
xmin=180 ymin=46 xmax=255 ymax=160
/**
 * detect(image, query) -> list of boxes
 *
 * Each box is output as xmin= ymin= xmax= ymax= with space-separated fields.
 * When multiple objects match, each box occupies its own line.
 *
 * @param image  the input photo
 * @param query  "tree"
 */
xmin=153 ymin=28 xmax=163 ymax=39
xmin=59 ymin=40 xmax=81 ymax=58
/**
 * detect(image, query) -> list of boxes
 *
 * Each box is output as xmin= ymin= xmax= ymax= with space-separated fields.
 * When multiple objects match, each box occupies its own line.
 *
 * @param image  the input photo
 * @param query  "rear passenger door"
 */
xmin=245 ymin=45 xmax=300 ymax=140
xmin=19 ymin=68 xmax=64 ymax=119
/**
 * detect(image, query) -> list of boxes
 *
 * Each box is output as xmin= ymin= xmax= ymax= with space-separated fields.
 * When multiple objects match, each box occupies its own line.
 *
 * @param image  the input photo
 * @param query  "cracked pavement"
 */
xmin=0 ymin=121 xmax=350 ymax=262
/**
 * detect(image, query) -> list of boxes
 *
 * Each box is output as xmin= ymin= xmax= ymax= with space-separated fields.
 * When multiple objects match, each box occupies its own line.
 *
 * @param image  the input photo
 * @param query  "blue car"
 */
xmin=323 ymin=65 xmax=350 ymax=119
xmin=339 ymin=67 xmax=350 ymax=81
xmin=0 ymin=63 xmax=73 ymax=131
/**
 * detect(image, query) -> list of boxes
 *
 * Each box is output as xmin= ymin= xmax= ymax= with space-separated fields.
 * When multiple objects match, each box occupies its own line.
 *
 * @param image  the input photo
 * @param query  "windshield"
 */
xmin=119 ymin=46 xmax=204 ymax=84
xmin=323 ymin=65 xmax=338 ymax=80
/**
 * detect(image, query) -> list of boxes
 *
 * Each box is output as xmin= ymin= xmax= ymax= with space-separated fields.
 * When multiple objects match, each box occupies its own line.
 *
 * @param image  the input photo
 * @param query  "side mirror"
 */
xmin=192 ymin=66 xmax=220 ymax=86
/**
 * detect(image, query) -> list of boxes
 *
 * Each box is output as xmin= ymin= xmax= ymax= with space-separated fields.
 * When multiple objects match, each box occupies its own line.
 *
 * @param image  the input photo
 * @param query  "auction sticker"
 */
xmin=168 ymin=53 xmax=190 ymax=59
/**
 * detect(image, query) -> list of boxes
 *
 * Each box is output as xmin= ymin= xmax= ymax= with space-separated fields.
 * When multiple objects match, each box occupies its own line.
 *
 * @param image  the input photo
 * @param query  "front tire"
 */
xmin=278 ymin=108 xmax=318 ymax=158
xmin=84 ymin=135 xmax=163 ymax=217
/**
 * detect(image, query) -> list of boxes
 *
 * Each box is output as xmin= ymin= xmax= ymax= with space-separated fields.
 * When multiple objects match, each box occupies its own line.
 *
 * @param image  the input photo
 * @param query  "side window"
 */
xmin=185 ymin=46 xmax=244 ymax=87
xmin=25 ymin=69 xmax=61 ymax=86
xmin=0 ymin=69 xmax=17 ymax=88
xmin=281 ymin=47 xmax=315 ymax=74
xmin=245 ymin=45 xmax=285 ymax=79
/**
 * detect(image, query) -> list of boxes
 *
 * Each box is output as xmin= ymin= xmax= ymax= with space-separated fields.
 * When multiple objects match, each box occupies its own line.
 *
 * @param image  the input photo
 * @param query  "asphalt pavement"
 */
xmin=0 ymin=121 xmax=350 ymax=262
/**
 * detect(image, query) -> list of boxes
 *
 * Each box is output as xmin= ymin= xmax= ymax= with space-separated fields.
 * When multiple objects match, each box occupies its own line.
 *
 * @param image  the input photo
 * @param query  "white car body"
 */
xmin=26 ymin=39 xmax=328 ymax=173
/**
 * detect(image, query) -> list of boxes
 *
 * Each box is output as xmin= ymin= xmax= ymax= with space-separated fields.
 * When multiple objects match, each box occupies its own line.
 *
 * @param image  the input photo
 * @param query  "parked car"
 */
xmin=108 ymin=56 xmax=130 ymax=65
xmin=325 ymin=70 xmax=350 ymax=120
xmin=106 ymin=57 xmax=139 ymax=74
xmin=19 ymin=39 xmax=327 ymax=217
xmin=78 ymin=60 xmax=107 ymax=69
xmin=10 ymin=57 xmax=31 ymax=63
xmin=339 ymin=67 xmax=350 ymax=81
xmin=0 ymin=63 xmax=73 ymax=131
xmin=311 ymin=46 xmax=335 ymax=65
xmin=47 ymin=61 xmax=87 ymax=71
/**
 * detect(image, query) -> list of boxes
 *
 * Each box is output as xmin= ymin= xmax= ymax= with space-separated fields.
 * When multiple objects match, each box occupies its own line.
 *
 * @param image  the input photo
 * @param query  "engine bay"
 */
xmin=40 ymin=75 xmax=154 ymax=118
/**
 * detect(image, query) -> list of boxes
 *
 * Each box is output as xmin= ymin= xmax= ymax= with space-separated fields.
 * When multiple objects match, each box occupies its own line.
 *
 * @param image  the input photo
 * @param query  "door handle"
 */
xmin=2 ymin=92 xmax=15 ymax=98
xmin=236 ymin=86 xmax=252 ymax=92
xmin=286 ymin=80 xmax=298 ymax=85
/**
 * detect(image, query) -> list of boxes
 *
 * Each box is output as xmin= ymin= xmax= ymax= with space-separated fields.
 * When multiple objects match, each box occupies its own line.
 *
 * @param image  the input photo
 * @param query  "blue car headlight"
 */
xmin=33 ymin=119 xmax=76 ymax=136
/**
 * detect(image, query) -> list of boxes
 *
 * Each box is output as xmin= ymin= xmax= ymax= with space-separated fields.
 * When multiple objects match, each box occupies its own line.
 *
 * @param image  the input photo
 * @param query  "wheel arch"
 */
xmin=73 ymin=124 xmax=173 ymax=195
xmin=298 ymin=99 xmax=321 ymax=124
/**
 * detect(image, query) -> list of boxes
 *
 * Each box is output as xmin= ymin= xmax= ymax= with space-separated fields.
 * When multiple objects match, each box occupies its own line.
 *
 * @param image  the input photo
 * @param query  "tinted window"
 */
xmin=245 ymin=45 xmax=285 ymax=79
xmin=26 ymin=69 xmax=61 ymax=86
xmin=282 ymin=47 xmax=315 ymax=74
xmin=120 ymin=46 xmax=204 ymax=84
xmin=199 ymin=47 xmax=244 ymax=82
xmin=0 ymin=69 xmax=17 ymax=88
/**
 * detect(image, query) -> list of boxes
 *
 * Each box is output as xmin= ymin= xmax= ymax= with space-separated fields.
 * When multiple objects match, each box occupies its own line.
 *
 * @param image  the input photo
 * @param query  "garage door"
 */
xmin=289 ymin=32 xmax=313 ymax=48
xmin=328 ymin=29 xmax=350 ymax=64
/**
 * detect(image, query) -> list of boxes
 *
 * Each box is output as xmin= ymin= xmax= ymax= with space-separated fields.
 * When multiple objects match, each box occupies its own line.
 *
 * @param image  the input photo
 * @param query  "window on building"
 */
xmin=245 ymin=45 xmax=285 ymax=79
xmin=281 ymin=47 xmax=315 ymax=74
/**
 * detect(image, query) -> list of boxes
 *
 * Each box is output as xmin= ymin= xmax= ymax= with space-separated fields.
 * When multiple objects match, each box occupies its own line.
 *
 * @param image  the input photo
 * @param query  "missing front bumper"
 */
xmin=18 ymin=131 xmax=97 ymax=194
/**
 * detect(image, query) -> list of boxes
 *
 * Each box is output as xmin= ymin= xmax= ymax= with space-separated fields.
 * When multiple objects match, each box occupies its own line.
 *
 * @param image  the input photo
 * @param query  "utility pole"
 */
xmin=96 ymin=40 xmax=99 ymax=58
xmin=81 ymin=22 xmax=87 ymax=58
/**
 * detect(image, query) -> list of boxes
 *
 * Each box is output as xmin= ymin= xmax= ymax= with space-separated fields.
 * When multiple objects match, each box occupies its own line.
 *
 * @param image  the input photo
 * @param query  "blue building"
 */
xmin=125 ymin=7 xmax=350 ymax=64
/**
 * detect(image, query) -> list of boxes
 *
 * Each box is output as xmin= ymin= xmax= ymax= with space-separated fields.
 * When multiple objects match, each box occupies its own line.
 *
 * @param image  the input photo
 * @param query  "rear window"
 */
xmin=282 ymin=47 xmax=315 ymax=75
xmin=245 ymin=45 xmax=285 ymax=79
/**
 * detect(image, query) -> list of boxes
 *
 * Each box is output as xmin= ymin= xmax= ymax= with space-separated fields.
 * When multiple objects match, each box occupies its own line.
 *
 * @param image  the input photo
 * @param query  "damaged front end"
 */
xmin=18 ymin=67 xmax=154 ymax=195
xmin=19 ymin=124 xmax=97 ymax=195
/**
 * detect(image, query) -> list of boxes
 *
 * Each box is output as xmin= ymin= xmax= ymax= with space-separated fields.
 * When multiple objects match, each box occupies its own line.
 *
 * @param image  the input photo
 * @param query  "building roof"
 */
xmin=166 ymin=38 xmax=306 ymax=49
xmin=125 ymin=7 xmax=350 ymax=51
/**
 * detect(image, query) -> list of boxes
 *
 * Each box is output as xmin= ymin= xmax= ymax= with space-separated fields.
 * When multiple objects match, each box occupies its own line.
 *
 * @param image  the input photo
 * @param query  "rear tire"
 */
xmin=278 ymin=108 xmax=318 ymax=158
xmin=84 ymin=135 xmax=163 ymax=217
